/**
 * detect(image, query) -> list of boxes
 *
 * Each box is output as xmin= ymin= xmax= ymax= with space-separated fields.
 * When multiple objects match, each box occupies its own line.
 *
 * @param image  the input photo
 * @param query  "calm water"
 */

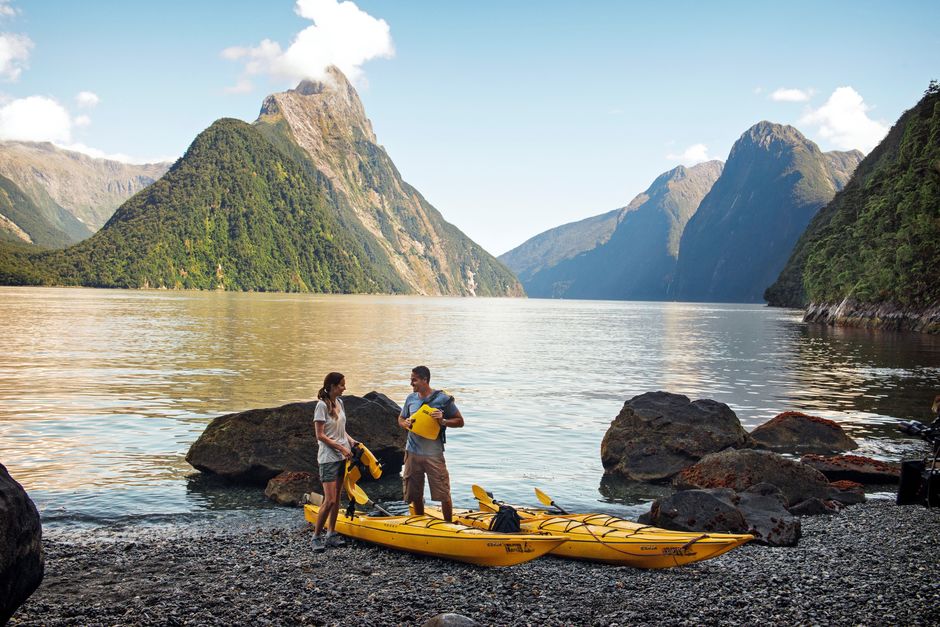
xmin=2 ymin=287 xmax=939 ymax=527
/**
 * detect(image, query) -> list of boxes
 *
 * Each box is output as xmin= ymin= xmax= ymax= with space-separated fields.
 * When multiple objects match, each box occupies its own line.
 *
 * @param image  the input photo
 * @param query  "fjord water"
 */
xmin=2 ymin=287 xmax=939 ymax=527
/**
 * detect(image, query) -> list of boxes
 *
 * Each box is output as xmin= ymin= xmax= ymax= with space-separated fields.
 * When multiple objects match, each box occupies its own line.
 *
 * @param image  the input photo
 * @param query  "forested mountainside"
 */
xmin=766 ymin=82 xmax=940 ymax=332
xmin=0 ymin=119 xmax=404 ymax=292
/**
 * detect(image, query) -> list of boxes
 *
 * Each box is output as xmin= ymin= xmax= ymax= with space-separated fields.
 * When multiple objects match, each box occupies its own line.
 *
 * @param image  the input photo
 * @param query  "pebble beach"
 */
xmin=8 ymin=499 xmax=940 ymax=626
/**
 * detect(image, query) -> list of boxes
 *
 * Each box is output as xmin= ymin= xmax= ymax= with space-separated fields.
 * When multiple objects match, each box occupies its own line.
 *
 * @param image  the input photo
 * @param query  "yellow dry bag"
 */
xmin=409 ymin=404 xmax=441 ymax=440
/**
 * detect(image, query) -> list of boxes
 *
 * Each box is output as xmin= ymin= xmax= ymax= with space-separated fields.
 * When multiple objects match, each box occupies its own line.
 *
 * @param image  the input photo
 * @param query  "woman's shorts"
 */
xmin=402 ymin=452 xmax=451 ymax=502
xmin=319 ymin=460 xmax=345 ymax=483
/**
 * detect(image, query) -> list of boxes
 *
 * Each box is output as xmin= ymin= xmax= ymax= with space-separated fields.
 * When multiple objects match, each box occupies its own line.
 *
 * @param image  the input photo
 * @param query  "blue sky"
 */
xmin=2 ymin=1 xmax=938 ymax=255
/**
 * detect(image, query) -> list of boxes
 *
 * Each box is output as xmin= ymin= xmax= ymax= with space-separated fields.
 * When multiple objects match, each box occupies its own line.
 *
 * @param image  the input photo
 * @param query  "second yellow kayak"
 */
xmin=429 ymin=507 xmax=753 ymax=569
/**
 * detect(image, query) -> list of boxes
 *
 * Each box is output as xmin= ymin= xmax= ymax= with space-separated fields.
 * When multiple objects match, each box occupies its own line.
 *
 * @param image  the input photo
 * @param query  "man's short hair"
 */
xmin=412 ymin=365 xmax=431 ymax=383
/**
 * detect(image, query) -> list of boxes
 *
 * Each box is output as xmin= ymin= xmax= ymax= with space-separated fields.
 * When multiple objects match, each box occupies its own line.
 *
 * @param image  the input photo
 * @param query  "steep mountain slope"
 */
xmin=510 ymin=161 xmax=723 ymax=299
xmin=19 ymin=119 xmax=404 ymax=292
xmin=0 ymin=173 xmax=86 ymax=248
xmin=499 ymin=209 xmax=623 ymax=284
xmin=254 ymin=69 xmax=522 ymax=296
xmin=0 ymin=141 xmax=169 ymax=240
xmin=765 ymin=84 xmax=940 ymax=330
xmin=671 ymin=122 xmax=862 ymax=303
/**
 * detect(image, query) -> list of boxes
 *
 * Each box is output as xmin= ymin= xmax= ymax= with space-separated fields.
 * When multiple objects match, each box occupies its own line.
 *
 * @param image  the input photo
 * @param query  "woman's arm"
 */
xmin=315 ymin=421 xmax=351 ymax=458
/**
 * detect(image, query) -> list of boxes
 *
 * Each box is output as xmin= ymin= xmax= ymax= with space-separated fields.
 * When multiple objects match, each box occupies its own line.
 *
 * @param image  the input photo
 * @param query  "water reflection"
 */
xmin=1 ymin=287 xmax=938 ymax=523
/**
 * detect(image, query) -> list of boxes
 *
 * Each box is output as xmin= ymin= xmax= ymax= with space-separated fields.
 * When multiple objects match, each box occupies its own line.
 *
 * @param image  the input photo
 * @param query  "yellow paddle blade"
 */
xmin=534 ymin=487 xmax=553 ymax=507
xmin=344 ymin=476 xmax=371 ymax=505
xmin=534 ymin=487 xmax=568 ymax=514
xmin=471 ymin=484 xmax=499 ymax=511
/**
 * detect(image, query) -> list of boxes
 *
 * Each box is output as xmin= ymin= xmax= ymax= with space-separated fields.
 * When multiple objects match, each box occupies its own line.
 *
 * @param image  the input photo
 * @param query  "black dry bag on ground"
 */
xmin=489 ymin=505 xmax=522 ymax=533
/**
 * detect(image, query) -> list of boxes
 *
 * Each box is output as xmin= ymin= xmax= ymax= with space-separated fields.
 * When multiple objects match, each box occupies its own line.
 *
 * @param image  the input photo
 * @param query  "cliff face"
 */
xmin=0 ymin=141 xmax=170 ymax=239
xmin=254 ymin=68 xmax=523 ymax=297
xmin=766 ymin=85 xmax=940 ymax=333
xmin=671 ymin=122 xmax=861 ymax=303
xmin=506 ymin=161 xmax=723 ymax=300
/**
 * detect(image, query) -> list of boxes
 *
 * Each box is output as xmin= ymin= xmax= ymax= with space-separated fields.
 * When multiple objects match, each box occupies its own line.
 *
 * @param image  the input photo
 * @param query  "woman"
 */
xmin=312 ymin=371 xmax=357 ymax=552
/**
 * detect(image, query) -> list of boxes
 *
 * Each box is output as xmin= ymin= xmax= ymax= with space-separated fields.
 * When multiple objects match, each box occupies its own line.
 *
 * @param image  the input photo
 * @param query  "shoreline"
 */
xmin=9 ymin=498 xmax=940 ymax=626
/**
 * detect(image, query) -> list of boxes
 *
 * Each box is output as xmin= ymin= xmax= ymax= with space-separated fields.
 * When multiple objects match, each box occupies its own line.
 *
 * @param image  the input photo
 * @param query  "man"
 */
xmin=397 ymin=365 xmax=464 ymax=522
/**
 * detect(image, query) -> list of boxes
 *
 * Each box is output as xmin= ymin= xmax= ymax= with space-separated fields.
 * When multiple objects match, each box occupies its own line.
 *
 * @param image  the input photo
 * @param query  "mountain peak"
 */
xmin=292 ymin=65 xmax=354 ymax=97
xmin=739 ymin=121 xmax=813 ymax=151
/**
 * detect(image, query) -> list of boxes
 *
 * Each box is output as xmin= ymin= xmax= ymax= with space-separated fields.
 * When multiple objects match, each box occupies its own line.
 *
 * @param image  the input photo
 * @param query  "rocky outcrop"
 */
xmin=639 ymin=484 xmax=801 ymax=546
xmin=673 ymin=449 xmax=836 ymax=506
xmin=264 ymin=471 xmax=321 ymax=507
xmin=801 ymin=454 xmax=900 ymax=484
xmin=749 ymin=411 xmax=858 ymax=454
xmin=1 ymin=462 xmax=44 ymax=624
xmin=186 ymin=392 xmax=405 ymax=484
xmin=804 ymin=300 xmax=940 ymax=334
xmin=600 ymin=392 xmax=749 ymax=482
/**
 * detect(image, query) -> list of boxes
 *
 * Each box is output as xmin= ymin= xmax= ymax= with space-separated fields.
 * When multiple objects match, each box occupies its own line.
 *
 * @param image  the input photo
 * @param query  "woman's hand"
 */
xmin=339 ymin=446 xmax=352 ymax=459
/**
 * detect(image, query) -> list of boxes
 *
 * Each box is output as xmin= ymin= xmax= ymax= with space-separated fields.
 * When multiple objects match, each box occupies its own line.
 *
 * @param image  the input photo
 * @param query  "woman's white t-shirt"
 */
xmin=314 ymin=398 xmax=350 ymax=464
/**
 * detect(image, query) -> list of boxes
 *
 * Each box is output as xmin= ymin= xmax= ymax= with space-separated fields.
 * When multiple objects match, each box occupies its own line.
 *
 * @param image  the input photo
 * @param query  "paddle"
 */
xmin=344 ymin=474 xmax=391 ymax=516
xmin=471 ymin=484 xmax=500 ymax=512
xmin=534 ymin=487 xmax=569 ymax=515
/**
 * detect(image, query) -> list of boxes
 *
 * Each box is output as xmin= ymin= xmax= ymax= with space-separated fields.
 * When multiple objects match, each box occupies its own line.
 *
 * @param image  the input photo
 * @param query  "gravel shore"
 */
xmin=9 ymin=499 xmax=940 ymax=626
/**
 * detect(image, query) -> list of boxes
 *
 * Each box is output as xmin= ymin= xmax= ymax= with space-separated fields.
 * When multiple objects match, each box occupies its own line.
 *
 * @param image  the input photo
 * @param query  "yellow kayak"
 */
xmin=431 ymin=506 xmax=752 ymax=568
xmin=302 ymin=503 xmax=566 ymax=567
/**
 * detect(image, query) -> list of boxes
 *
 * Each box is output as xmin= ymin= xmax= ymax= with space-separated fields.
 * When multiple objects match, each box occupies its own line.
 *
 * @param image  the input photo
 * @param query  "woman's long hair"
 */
xmin=317 ymin=372 xmax=344 ymax=418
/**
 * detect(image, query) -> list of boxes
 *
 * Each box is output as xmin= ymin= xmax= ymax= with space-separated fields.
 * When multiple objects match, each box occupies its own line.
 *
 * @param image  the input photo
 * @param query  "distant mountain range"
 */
xmin=501 ymin=161 xmax=723 ymax=299
xmin=0 ymin=141 xmax=169 ymax=248
xmin=0 ymin=68 xmax=522 ymax=296
xmin=501 ymin=122 xmax=862 ymax=303
xmin=766 ymin=83 xmax=940 ymax=331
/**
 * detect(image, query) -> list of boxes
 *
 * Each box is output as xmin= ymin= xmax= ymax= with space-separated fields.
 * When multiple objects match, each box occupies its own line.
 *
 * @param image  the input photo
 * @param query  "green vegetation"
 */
xmin=0 ymin=174 xmax=82 ymax=249
xmin=766 ymin=84 xmax=940 ymax=309
xmin=1 ymin=119 xmax=404 ymax=293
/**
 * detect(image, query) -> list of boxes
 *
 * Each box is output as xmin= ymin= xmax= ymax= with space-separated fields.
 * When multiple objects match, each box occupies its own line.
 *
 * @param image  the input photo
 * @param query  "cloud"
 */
xmin=771 ymin=87 xmax=812 ymax=102
xmin=0 ymin=2 xmax=17 ymax=18
xmin=666 ymin=143 xmax=712 ymax=166
xmin=800 ymin=86 xmax=889 ymax=152
xmin=57 ymin=142 xmax=176 ymax=164
xmin=0 ymin=32 xmax=31 ymax=80
xmin=0 ymin=95 xmax=71 ymax=142
xmin=75 ymin=91 xmax=100 ymax=108
xmin=223 ymin=0 xmax=393 ymax=90
xmin=73 ymin=114 xmax=91 ymax=127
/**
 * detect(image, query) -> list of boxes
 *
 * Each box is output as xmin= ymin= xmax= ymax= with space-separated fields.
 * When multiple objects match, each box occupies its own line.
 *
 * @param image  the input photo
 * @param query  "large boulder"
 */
xmin=639 ymin=488 xmax=747 ymax=533
xmin=673 ymin=448 xmax=833 ymax=506
xmin=800 ymin=454 xmax=900 ymax=484
xmin=1 ymin=463 xmax=44 ymax=624
xmin=749 ymin=411 xmax=858 ymax=454
xmin=186 ymin=392 xmax=405 ymax=484
xmin=601 ymin=392 xmax=749 ymax=481
xmin=639 ymin=484 xmax=800 ymax=546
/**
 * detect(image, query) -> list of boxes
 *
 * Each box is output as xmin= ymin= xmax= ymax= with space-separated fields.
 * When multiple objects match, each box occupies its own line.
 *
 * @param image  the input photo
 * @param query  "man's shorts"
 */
xmin=402 ymin=452 xmax=451 ymax=502
xmin=319 ymin=460 xmax=345 ymax=483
